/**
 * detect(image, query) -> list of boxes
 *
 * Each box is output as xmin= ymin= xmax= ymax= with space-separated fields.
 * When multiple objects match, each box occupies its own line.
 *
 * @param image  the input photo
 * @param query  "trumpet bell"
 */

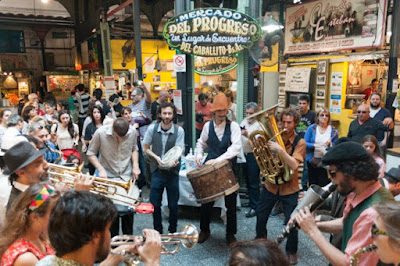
xmin=178 ymin=224 xmax=199 ymax=249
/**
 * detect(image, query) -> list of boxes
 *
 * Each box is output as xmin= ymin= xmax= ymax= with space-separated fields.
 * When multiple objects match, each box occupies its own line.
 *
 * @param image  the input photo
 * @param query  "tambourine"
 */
xmin=159 ymin=146 xmax=183 ymax=169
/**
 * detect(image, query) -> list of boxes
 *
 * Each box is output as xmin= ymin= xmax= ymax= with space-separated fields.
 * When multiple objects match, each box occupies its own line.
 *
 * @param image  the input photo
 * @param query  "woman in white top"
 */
xmin=304 ymin=108 xmax=338 ymax=187
xmin=51 ymin=110 xmax=79 ymax=150
xmin=225 ymin=89 xmax=236 ymax=121
xmin=0 ymin=109 xmax=11 ymax=147
xmin=361 ymin=134 xmax=386 ymax=178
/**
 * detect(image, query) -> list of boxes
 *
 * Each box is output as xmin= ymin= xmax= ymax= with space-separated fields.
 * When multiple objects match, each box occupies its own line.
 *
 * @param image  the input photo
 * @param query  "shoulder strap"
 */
xmin=291 ymin=134 xmax=301 ymax=156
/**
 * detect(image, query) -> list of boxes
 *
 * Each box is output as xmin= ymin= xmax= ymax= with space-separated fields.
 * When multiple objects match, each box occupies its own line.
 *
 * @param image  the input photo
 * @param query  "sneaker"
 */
xmin=226 ymin=233 xmax=237 ymax=245
xmin=198 ymin=231 xmax=210 ymax=244
xmin=245 ymin=209 xmax=256 ymax=218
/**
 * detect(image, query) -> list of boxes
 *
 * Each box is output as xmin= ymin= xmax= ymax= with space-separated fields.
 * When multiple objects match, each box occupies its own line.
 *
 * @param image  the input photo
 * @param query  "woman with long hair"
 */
xmin=51 ymin=110 xmax=79 ymax=150
xmin=372 ymin=201 xmax=400 ymax=265
xmin=361 ymin=135 xmax=385 ymax=178
xmin=304 ymin=108 xmax=338 ymax=187
xmin=84 ymin=105 xmax=105 ymax=175
xmin=224 ymin=89 xmax=237 ymax=121
xmin=0 ymin=108 xmax=12 ymax=144
xmin=0 ymin=183 xmax=60 ymax=266
xmin=21 ymin=105 xmax=37 ymax=135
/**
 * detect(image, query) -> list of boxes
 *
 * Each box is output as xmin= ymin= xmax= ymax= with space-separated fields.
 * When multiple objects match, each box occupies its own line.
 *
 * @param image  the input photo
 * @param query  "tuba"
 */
xmin=248 ymin=104 xmax=292 ymax=185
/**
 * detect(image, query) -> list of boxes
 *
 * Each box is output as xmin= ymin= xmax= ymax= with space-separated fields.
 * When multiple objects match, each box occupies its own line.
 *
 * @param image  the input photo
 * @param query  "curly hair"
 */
xmin=279 ymin=107 xmax=300 ymax=125
xmin=336 ymin=156 xmax=379 ymax=182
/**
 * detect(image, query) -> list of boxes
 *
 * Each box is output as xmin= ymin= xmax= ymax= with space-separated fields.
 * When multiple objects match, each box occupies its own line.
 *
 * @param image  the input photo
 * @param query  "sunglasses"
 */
xmin=357 ymin=110 xmax=368 ymax=114
xmin=371 ymin=223 xmax=388 ymax=238
xmin=328 ymin=169 xmax=337 ymax=178
xmin=319 ymin=114 xmax=329 ymax=117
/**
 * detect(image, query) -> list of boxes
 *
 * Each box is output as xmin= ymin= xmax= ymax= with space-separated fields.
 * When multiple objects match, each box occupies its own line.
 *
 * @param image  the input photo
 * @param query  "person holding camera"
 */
xmin=195 ymin=93 xmax=213 ymax=140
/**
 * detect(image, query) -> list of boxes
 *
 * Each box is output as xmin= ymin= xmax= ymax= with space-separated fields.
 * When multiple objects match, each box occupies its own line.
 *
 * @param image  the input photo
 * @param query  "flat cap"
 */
xmin=322 ymin=141 xmax=371 ymax=165
xmin=385 ymin=167 xmax=400 ymax=182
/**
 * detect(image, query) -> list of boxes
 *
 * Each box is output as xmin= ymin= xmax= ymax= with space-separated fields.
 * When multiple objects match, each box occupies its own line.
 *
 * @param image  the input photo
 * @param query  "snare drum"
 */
xmin=187 ymin=160 xmax=239 ymax=204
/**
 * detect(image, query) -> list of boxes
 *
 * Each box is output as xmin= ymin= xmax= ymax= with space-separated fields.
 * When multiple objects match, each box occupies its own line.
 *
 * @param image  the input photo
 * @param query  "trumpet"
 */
xmin=110 ymin=224 xmax=199 ymax=264
xmin=47 ymin=163 xmax=141 ymax=209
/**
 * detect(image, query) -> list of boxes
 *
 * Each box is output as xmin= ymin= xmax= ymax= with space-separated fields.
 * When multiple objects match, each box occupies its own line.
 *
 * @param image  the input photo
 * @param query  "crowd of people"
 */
xmin=0 ymin=80 xmax=399 ymax=266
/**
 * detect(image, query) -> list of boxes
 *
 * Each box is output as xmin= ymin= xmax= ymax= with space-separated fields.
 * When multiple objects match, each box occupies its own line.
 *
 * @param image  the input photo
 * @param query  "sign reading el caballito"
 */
xmin=163 ymin=8 xmax=262 ymax=57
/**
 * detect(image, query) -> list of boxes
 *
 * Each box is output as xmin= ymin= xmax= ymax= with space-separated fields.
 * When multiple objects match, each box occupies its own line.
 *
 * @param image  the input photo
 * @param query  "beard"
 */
xmin=370 ymin=102 xmax=380 ymax=109
xmin=95 ymin=231 xmax=109 ymax=263
xmin=337 ymin=180 xmax=354 ymax=196
xmin=162 ymin=117 xmax=172 ymax=125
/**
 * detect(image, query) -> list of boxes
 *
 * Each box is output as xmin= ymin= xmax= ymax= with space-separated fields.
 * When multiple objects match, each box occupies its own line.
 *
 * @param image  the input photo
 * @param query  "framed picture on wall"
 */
xmin=318 ymin=61 xmax=327 ymax=73
xmin=280 ymin=63 xmax=288 ymax=73
xmin=278 ymin=97 xmax=285 ymax=107
xmin=316 ymin=89 xmax=326 ymax=99
xmin=317 ymin=75 xmax=326 ymax=85
xmin=315 ymin=102 xmax=326 ymax=111
xmin=279 ymin=74 xmax=286 ymax=84
xmin=278 ymin=86 xmax=286 ymax=96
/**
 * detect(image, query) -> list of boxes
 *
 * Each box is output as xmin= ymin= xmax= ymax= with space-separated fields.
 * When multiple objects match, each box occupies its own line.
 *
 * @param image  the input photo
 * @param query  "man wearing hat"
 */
xmin=384 ymin=167 xmax=400 ymax=201
xmin=195 ymin=93 xmax=242 ymax=245
xmin=294 ymin=141 xmax=393 ymax=266
xmin=5 ymin=141 xmax=49 ymax=211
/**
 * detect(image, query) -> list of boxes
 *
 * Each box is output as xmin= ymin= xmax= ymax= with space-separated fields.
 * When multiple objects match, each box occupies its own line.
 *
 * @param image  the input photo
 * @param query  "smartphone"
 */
xmin=113 ymin=98 xmax=119 ymax=104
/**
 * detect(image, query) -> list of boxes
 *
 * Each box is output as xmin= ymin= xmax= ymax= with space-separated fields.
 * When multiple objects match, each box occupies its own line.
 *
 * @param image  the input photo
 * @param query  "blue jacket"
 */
xmin=304 ymin=124 xmax=339 ymax=163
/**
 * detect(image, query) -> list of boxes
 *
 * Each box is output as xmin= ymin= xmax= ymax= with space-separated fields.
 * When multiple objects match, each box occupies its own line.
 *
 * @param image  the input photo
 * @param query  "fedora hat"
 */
xmin=0 ymin=135 xmax=28 ymax=156
xmin=4 ymin=141 xmax=46 ymax=175
xmin=210 ymin=93 xmax=229 ymax=112
xmin=385 ymin=167 xmax=400 ymax=182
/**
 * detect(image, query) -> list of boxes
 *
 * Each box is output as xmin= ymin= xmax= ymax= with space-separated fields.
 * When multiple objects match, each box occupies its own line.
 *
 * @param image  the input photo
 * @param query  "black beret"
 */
xmin=322 ymin=141 xmax=371 ymax=165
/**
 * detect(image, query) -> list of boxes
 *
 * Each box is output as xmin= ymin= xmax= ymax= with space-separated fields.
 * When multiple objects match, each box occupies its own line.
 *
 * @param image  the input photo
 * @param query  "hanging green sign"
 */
xmin=194 ymin=55 xmax=237 ymax=75
xmin=163 ymin=8 xmax=262 ymax=57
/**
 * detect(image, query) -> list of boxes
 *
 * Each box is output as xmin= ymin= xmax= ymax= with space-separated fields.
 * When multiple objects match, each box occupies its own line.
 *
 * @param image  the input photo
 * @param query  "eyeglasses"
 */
xmin=357 ymin=110 xmax=368 ymax=114
xmin=328 ymin=169 xmax=337 ymax=178
xmin=319 ymin=114 xmax=329 ymax=117
xmin=371 ymin=223 xmax=388 ymax=238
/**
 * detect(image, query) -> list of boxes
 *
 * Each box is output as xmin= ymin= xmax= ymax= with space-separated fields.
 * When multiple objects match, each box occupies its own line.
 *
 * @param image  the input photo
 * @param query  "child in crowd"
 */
xmin=361 ymin=134 xmax=386 ymax=178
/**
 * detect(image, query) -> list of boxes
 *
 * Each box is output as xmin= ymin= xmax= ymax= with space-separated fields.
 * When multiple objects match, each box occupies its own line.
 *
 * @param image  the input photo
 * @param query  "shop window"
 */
xmin=0 ymin=30 xmax=25 ymax=53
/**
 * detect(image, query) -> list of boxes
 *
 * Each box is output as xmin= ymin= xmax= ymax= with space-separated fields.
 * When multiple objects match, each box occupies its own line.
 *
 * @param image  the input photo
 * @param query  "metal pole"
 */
xmin=386 ymin=0 xmax=399 ymax=148
xmin=175 ymin=0 xmax=194 ymax=153
xmin=133 ymin=0 xmax=143 ymax=80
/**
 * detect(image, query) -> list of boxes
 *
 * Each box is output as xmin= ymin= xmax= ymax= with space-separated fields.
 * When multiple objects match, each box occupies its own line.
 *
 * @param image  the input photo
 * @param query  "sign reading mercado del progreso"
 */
xmin=163 ymin=8 xmax=262 ymax=57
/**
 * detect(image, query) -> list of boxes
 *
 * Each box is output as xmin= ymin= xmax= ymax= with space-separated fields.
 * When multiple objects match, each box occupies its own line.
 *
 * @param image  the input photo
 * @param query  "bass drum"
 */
xmin=187 ymin=160 xmax=239 ymax=204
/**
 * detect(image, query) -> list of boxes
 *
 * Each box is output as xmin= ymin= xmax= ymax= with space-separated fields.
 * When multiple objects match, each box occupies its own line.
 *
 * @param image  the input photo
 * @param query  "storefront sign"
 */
xmin=194 ymin=55 xmax=237 ymax=75
xmin=104 ymin=76 xmax=115 ymax=100
xmin=284 ymin=0 xmax=387 ymax=54
xmin=285 ymin=67 xmax=311 ymax=93
xmin=163 ymin=8 xmax=262 ymax=57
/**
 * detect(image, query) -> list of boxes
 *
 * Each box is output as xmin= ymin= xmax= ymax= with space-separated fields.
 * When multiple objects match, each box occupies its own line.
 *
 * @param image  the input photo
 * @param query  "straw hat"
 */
xmin=210 ymin=93 xmax=229 ymax=112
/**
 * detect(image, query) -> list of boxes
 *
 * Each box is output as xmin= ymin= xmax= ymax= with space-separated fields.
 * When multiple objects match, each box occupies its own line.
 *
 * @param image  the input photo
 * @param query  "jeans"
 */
xmin=200 ymin=192 xmax=237 ymax=234
xmin=243 ymin=153 xmax=260 ymax=210
xmin=150 ymin=170 xmax=179 ymax=234
xmin=301 ymin=161 xmax=309 ymax=190
xmin=256 ymin=187 xmax=299 ymax=254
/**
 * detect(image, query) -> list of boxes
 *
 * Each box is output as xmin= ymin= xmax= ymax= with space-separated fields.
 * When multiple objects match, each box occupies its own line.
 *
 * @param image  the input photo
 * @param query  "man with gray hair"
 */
xmin=128 ymin=83 xmax=151 ymax=137
xmin=29 ymin=122 xmax=60 ymax=163
xmin=240 ymin=102 xmax=262 ymax=218
xmin=2 ymin=115 xmax=23 ymax=146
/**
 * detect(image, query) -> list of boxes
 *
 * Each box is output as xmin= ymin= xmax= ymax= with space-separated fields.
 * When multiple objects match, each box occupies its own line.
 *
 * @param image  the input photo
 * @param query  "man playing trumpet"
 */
xmin=37 ymin=191 xmax=161 ymax=266
xmin=294 ymin=140 xmax=393 ymax=266
xmin=143 ymin=102 xmax=185 ymax=234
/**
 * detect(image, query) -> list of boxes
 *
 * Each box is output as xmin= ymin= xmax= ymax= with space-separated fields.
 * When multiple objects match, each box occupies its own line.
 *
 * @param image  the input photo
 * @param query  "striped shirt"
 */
xmin=74 ymin=93 xmax=91 ymax=119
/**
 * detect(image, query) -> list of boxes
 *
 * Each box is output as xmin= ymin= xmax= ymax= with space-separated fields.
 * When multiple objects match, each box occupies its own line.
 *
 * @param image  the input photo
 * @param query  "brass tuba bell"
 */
xmin=248 ymin=104 xmax=293 ymax=185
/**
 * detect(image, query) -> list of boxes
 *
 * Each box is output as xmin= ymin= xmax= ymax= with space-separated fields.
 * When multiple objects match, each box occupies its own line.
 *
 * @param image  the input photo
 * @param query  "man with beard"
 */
xmin=143 ymin=102 xmax=184 ymax=234
xmin=347 ymin=104 xmax=391 ymax=143
xmin=255 ymin=107 xmax=306 ymax=264
xmin=37 ymin=191 xmax=161 ymax=266
xmin=294 ymin=140 xmax=393 ymax=266
xmin=369 ymin=92 xmax=393 ymax=149
xmin=195 ymin=93 xmax=242 ymax=245
xmin=195 ymin=93 xmax=213 ymax=140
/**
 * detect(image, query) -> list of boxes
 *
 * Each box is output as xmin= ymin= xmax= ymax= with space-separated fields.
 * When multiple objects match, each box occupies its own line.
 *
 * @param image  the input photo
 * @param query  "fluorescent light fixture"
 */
xmin=262 ymin=24 xmax=284 ymax=33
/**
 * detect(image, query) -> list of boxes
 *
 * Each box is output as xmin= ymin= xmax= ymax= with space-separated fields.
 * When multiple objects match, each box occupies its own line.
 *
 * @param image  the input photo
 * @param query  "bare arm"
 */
xmin=141 ymin=83 xmax=152 ymax=104
xmin=268 ymin=141 xmax=299 ymax=170
xmin=316 ymin=217 xmax=343 ymax=234
xmin=88 ymin=155 xmax=107 ymax=178
xmin=144 ymin=144 xmax=162 ymax=165
xmin=131 ymin=150 xmax=140 ymax=180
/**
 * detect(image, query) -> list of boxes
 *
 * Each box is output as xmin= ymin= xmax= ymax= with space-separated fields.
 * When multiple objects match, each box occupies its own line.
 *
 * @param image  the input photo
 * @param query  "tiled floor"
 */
xmin=132 ymin=188 xmax=329 ymax=266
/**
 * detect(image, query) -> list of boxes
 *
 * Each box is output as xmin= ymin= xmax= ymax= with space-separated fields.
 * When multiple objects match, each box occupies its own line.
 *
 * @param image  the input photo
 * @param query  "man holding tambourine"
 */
xmin=143 ymin=102 xmax=185 ymax=235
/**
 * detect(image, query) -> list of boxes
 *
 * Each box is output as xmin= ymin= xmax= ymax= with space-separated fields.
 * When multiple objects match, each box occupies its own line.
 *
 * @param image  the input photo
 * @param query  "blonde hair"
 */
xmin=315 ymin=108 xmax=331 ymax=125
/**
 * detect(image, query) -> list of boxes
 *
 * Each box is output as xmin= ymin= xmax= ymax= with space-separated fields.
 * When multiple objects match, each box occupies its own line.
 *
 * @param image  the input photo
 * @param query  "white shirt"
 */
xmin=240 ymin=118 xmax=263 ymax=154
xmin=51 ymin=123 xmax=79 ymax=150
xmin=314 ymin=125 xmax=332 ymax=158
xmin=370 ymin=107 xmax=381 ymax=118
xmin=195 ymin=120 xmax=242 ymax=162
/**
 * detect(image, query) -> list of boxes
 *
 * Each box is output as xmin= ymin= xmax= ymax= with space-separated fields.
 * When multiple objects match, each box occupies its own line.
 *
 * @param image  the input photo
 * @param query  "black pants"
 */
xmin=307 ymin=161 xmax=330 ymax=187
xmin=110 ymin=205 xmax=134 ymax=237
xmin=200 ymin=192 xmax=237 ymax=234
